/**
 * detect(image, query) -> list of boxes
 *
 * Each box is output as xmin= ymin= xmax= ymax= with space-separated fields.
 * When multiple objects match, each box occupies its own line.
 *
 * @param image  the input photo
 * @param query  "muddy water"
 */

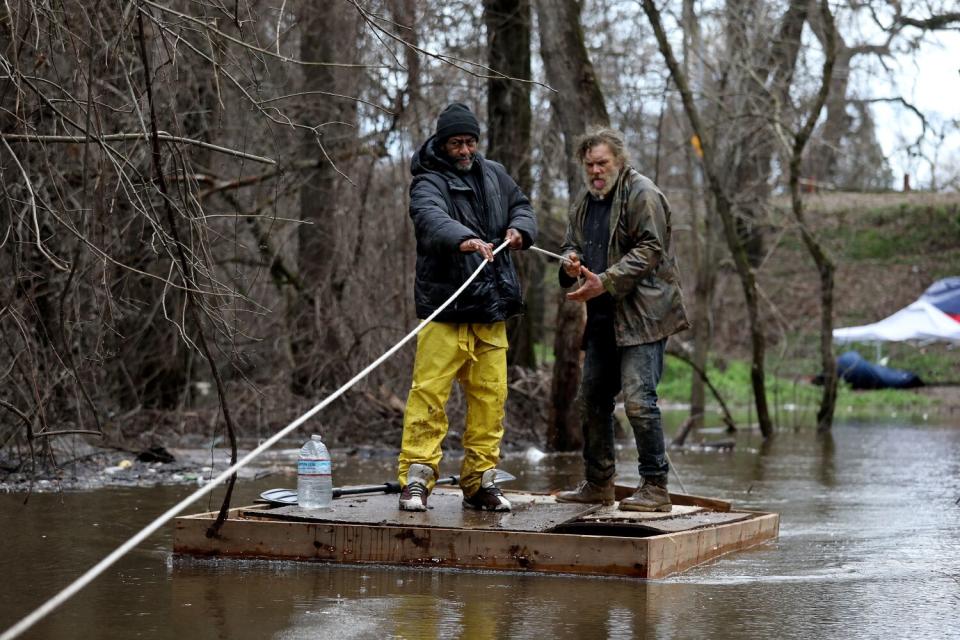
xmin=2 ymin=418 xmax=959 ymax=639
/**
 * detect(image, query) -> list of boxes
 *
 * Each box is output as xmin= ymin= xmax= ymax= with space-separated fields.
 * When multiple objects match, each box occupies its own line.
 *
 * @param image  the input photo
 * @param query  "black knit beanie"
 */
xmin=435 ymin=103 xmax=480 ymax=143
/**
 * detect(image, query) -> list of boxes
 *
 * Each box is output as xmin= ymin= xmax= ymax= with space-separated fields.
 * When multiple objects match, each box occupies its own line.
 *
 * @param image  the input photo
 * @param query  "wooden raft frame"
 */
xmin=173 ymin=491 xmax=778 ymax=579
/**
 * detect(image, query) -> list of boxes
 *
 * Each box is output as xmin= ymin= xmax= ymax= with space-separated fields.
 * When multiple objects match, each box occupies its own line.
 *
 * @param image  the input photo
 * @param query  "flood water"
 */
xmin=2 ymin=417 xmax=959 ymax=639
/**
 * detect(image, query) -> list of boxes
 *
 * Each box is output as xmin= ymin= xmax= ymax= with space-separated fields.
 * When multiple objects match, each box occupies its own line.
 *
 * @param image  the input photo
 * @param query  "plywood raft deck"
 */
xmin=173 ymin=488 xmax=778 ymax=579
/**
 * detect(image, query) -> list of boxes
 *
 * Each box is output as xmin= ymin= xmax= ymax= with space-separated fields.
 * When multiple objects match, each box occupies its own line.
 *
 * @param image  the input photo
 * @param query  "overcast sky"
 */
xmin=872 ymin=30 xmax=960 ymax=189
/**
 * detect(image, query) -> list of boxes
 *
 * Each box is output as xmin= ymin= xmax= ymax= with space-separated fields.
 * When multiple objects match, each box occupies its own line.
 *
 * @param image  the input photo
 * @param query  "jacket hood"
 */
xmin=411 ymin=135 xmax=447 ymax=176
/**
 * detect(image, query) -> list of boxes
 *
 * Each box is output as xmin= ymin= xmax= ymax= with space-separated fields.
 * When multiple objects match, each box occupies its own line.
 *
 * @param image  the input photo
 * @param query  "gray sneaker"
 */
xmin=462 ymin=469 xmax=511 ymax=512
xmin=399 ymin=463 xmax=433 ymax=512
xmin=554 ymin=479 xmax=615 ymax=506
xmin=619 ymin=476 xmax=671 ymax=512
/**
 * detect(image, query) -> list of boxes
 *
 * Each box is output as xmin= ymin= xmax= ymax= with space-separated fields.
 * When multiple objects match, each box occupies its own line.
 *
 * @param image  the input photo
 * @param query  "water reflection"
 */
xmin=816 ymin=431 xmax=836 ymax=488
xmin=171 ymin=561 xmax=660 ymax=640
xmin=2 ymin=418 xmax=959 ymax=639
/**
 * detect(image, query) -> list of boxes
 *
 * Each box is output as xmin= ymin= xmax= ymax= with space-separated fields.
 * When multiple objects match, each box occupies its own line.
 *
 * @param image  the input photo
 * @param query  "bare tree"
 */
xmin=290 ymin=4 xmax=364 ymax=395
xmin=806 ymin=2 xmax=960 ymax=190
xmin=641 ymin=0 xmax=801 ymax=438
xmin=680 ymin=0 xmax=720 ymax=432
xmin=535 ymin=0 xmax=610 ymax=451
xmin=778 ymin=0 xmax=839 ymax=432
xmin=484 ymin=0 xmax=540 ymax=369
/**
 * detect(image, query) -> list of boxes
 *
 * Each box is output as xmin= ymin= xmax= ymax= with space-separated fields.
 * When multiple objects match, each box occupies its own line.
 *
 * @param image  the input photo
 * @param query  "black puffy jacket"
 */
xmin=409 ymin=136 xmax=537 ymax=323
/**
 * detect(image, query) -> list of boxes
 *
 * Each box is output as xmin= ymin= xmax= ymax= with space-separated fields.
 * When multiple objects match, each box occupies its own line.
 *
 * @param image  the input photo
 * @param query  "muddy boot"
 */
xmin=619 ymin=475 xmax=671 ymax=512
xmin=399 ymin=463 xmax=433 ymax=512
xmin=554 ymin=479 xmax=615 ymax=506
xmin=462 ymin=469 xmax=512 ymax=512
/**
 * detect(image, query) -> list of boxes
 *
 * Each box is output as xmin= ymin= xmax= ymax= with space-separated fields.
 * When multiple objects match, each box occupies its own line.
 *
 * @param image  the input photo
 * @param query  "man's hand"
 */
xmin=567 ymin=266 xmax=605 ymax=302
xmin=460 ymin=237 xmax=495 ymax=262
xmin=505 ymin=228 xmax=523 ymax=249
xmin=562 ymin=253 xmax=581 ymax=278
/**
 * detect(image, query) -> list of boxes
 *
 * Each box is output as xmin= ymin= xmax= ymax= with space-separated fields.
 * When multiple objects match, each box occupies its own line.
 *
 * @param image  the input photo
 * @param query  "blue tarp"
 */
xmin=836 ymin=351 xmax=924 ymax=390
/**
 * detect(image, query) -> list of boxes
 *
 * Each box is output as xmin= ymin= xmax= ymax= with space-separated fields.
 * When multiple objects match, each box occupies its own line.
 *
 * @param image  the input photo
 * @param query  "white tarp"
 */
xmin=833 ymin=299 xmax=960 ymax=344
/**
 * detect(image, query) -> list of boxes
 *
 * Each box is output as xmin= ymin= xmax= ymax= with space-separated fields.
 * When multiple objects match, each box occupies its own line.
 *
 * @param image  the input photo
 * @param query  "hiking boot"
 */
xmin=619 ymin=476 xmax=671 ymax=512
xmin=399 ymin=463 xmax=433 ymax=512
xmin=462 ymin=469 xmax=511 ymax=512
xmin=554 ymin=479 xmax=615 ymax=506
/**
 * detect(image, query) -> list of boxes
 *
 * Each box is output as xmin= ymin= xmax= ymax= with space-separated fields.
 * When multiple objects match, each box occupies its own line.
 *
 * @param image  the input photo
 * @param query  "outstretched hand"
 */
xmin=567 ymin=266 xmax=605 ymax=302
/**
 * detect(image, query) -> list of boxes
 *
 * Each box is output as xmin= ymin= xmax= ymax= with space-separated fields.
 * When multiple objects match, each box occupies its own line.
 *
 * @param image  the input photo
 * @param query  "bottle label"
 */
xmin=298 ymin=459 xmax=331 ymax=476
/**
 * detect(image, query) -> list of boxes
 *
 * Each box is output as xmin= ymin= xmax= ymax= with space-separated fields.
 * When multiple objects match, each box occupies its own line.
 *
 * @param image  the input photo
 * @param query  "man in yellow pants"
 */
xmin=398 ymin=103 xmax=537 ymax=512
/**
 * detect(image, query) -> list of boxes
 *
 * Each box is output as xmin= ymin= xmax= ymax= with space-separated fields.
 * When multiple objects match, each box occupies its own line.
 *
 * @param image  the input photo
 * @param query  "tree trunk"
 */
xmin=535 ymin=0 xmax=609 ymax=450
xmin=689 ymin=195 xmax=718 ymax=430
xmin=484 ymin=0 xmax=539 ymax=369
xmin=641 ymin=0 xmax=776 ymax=437
xmin=291 ymin=5 xmax=362 ymax=395
xmin=535 ymin=0 xmax=609 ymax=192
xmin=807 ymin=15 xmax=853 ymax=184
xmin=485 ymin=0 xmax=533 ymax=194
xmin=787 ymin=0 xmax=839 ymax=432
xmin=681 ymin=0 xmax=713 ymax=432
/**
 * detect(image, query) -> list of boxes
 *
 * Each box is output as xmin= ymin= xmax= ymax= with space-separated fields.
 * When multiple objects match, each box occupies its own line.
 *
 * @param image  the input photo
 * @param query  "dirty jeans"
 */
xmin=579 ymin=332 xmax=668 ymax=484
xmin=398 ymin=321 xmax=508 ymax=498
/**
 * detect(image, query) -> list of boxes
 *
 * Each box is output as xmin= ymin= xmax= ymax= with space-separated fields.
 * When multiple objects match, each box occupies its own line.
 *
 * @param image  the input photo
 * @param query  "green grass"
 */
xmin=830 ymin=203 xmax=960 ymax=261
xmin=660 ymin=352 xmax=943 ymax=422
xmin=531 ymin=333 xmax=955 ymax=424
xmin=532 ymin=341 xmax=554 ymax=365
xmin=775 ymin=202 xmax=960 ymax=262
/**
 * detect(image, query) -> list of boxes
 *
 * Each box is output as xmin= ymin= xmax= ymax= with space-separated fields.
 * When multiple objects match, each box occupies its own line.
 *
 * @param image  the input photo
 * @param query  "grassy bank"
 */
xmin=659 ymin=344 xmax=955 ymax=426
xmin=668 ymin=191 xmax=960 ymax=426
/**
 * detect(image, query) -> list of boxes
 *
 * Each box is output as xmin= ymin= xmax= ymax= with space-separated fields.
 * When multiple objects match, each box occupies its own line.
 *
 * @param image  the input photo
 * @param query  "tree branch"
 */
xmin=1 ymin=133 xmax=276 ymax=165
xmin=896 ymin=12 xmax=960 ymax=30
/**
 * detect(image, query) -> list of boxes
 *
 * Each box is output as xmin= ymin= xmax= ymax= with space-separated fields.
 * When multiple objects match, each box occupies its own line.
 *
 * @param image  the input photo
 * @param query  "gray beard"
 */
xmin=453 ymin=157 xmax=475 ymax=173
xmin=585 ymin=167 xmax=620 ymax=199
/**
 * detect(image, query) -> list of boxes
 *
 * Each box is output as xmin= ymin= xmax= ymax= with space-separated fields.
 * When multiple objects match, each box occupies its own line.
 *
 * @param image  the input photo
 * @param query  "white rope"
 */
xmin=528 ymin=245 xmax=573 ymax=264
xmin=1 ymin=241 xmax=510 ymax=640
xmin=530 ymin=244 xmax=583 ymax=287
xmin=665 ymin=451 xmax=688 ymax=494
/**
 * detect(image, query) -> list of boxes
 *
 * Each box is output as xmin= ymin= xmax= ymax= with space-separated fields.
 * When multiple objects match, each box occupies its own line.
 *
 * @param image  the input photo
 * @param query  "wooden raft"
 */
xmin=173 ymin=488 xmax=778 ymax=579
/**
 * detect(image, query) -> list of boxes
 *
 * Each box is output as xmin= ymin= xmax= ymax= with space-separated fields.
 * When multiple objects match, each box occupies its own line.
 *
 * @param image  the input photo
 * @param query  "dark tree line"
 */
xmin=2 ymin=0 xmax=958 ymax=479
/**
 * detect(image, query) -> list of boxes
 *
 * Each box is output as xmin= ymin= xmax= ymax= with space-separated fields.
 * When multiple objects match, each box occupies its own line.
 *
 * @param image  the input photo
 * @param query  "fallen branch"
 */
xmin=666 ymin=340 xmax=737 ymax=433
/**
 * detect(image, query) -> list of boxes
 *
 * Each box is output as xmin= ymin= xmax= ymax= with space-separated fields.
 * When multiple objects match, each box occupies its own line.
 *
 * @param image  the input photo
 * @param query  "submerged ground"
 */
xmin=1 ymin=416 xmax=957 ymax=640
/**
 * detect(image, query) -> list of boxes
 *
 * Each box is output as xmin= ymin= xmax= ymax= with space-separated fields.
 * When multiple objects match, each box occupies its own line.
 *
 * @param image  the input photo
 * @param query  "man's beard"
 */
xmin=452 ymin=154 xmax=476 ymax=172
xmin=585 ymin=166 xmax=620 ymax=198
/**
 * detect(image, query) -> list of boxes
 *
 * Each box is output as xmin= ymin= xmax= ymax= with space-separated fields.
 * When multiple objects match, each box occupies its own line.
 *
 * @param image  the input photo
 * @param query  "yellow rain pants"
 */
xmin=398 ymin=321 xmax=508 ymax=498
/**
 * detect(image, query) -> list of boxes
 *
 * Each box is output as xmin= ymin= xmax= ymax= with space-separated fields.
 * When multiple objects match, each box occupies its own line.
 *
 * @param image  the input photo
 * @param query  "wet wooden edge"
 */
xmin=173 ymin=505 xmax=777 ymax=579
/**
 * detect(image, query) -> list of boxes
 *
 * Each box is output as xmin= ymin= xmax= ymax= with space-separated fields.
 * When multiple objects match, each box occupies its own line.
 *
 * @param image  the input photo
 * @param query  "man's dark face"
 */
xmin=443 ymin=135 xmax=478 ymax=171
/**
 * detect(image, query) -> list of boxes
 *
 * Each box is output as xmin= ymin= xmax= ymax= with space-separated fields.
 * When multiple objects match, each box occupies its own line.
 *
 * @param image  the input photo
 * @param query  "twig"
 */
xmin=32 ymin=430 xmax=103 ymax=438
xmin=0 ymin=135 xmax=69 ymax=271
xmin=1 ymin=133 xmax=276 ymax=165
xmin=348 ymin=0 xmax=555 ymax=92
xmin=142 ymin=0 xmax=378 ymax=69
xmin=136 ymin=4 xmax=239 ymax=538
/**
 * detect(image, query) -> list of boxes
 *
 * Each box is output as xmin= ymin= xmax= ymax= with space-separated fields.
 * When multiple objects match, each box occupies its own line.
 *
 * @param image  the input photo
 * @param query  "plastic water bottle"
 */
xmin=297 ymin=435 xmax=332 ymax=509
